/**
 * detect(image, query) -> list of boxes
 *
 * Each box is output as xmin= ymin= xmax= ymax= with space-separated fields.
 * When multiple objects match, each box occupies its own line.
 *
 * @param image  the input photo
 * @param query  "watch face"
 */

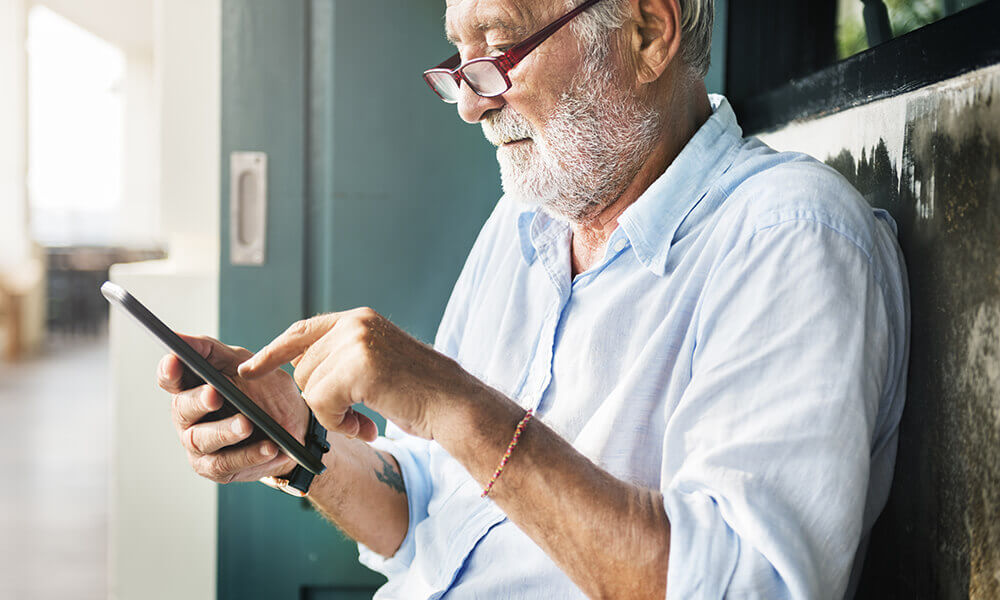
xmin=259 ymin=475 xmax=307 ymax=497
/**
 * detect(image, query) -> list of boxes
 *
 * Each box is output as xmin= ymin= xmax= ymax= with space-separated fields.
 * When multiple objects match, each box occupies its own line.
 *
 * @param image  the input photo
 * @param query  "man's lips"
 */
xmin=500 ymin=138 xmax=531 ymax=146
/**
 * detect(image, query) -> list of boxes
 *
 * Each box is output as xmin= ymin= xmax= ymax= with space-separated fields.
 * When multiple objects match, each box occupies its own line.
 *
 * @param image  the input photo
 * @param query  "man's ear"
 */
xmin=627 ymin=0 xmax=682 ymax=85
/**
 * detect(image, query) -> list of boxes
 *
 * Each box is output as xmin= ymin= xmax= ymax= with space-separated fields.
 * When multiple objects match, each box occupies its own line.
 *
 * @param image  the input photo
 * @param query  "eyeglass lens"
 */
xmin=426 ymin=71 xmax=460 ymax=103
xmin=461 ymin=61 xmax=507 ymax=96
xmin=426 ymin=61 xmax=507 ymax=103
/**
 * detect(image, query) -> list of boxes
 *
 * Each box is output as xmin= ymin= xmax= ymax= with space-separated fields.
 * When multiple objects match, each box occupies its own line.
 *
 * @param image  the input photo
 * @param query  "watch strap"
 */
xmin=260 ymin=410 xmax=330 ymax=497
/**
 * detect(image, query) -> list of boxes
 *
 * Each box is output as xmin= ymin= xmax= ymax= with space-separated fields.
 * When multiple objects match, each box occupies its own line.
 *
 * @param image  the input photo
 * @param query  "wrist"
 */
xmin=294 ymin=399 xmax=311 ymax=445
xmin=261 ymin=409 xmax=330 ymax=497
xmin=426 ymin=365 xmax=489 ymax=442
xmin=431 ymin=371 xmax=525 ymax=484
xmin=307 ymin=432 xmax=343 ymax=493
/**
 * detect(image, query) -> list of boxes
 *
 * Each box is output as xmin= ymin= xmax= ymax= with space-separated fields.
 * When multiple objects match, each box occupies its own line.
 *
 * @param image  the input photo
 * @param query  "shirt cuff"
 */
xmin=663 ymin=490 xmax=741 ymax=599
xmin=357 ymin=435 xmax=431 ymax=579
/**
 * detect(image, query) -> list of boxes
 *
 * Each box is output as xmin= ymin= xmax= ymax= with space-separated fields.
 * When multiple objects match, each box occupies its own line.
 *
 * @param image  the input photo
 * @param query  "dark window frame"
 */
xmin=726 ymin=0 xmax=1000 ymax=133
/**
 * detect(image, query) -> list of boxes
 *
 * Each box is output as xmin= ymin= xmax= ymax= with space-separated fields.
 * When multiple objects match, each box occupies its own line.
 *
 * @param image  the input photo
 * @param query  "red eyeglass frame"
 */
xmin=423 ymin=0 xmax=607 ymax=103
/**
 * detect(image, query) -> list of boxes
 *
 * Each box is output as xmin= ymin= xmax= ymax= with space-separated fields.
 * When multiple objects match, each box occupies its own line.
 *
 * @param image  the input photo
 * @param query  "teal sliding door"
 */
xmin=219 ymin=0 xmax=500 ymax=597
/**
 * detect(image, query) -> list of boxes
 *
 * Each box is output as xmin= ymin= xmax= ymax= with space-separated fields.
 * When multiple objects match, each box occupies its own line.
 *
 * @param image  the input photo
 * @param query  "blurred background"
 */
xmin=0 ymin=0 xmax=997 ymax=599
xmin=1 ymin=0 xmax=216 ymax=598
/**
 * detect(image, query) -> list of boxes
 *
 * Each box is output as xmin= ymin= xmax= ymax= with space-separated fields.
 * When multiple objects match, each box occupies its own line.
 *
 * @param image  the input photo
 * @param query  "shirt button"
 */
xmin=612 ymin=238 xmax=627 ymax=253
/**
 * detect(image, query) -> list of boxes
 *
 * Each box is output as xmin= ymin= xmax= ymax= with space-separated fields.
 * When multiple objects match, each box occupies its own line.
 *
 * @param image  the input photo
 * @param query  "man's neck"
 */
xmin=570 ymin=87 xmax=713 ymax=277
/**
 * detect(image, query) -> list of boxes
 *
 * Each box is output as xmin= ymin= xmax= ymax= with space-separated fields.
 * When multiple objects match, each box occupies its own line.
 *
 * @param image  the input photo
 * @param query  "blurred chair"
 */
xmin=0 ymin=244 xmax=46 ymax=360
xmin=44 ymin=246 xmax=165 ymax=338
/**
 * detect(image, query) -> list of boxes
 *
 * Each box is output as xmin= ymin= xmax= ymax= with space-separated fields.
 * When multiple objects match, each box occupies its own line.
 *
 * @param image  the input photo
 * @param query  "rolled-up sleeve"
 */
xmin=662 ymin=215 xmax=890 ymax=599
xmin=357 ymin=423 xmax=432 ymax=577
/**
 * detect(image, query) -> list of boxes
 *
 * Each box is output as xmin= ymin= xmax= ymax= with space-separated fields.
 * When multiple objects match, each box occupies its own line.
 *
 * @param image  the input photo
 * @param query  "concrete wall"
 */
xmin=758 ymin=64 xmax=1000 ymax=599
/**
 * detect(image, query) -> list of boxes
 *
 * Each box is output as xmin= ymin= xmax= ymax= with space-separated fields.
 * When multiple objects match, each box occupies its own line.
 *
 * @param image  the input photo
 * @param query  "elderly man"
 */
xmin=158 ymin=0 xmax=909 ymax=597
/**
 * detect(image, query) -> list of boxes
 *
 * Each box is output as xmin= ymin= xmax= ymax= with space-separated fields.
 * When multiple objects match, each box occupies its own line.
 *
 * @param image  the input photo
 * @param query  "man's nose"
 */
xmin=456 ymin=80 xmax=505 ymax=124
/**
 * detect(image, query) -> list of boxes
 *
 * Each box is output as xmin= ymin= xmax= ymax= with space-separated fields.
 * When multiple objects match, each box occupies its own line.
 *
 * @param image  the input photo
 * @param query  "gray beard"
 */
xmin=488 ymin=56 xmax=661 ymax=223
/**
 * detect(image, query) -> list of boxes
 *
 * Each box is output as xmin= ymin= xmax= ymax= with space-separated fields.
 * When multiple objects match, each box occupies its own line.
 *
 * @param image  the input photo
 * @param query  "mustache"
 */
xmin=482 ymin=108 xmax=535 ymax=146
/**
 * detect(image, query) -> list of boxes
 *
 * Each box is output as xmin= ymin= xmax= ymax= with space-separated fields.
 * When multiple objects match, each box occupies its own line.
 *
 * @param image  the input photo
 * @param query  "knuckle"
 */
xmin=184 ymin=426 xmax=204 ymax=454
xmin=205 ymin=457 xmax=230 ymax=482
xmin=294 ymin=370 xmax=308 ymax=392
xmin=190 ymin=336 xmax=213 ymax=357
xmin=350 ymin=316 xmax=372 ymax=340
xmin=360 ymin=310 xmax=381 ymax=328
xmin=188 ymin=453 xmax=205 ymax=475
xmin=287 ymin=319 xmax=311 ymax=338
xmin=193 ymin=455 xmax=214 ymax=479
xmin=171 ymin=394 xmax=190 ymax=427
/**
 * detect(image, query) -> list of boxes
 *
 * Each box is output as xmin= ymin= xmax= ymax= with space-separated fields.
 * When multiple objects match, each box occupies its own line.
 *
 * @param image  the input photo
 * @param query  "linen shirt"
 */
xmin=358 ymin=95 xmax=910 ymax=599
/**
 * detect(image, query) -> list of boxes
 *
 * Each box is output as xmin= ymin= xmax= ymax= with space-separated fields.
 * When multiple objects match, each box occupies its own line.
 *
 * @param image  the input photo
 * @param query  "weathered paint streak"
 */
xmin=757 ymin=64 xmax=1000 ymax=599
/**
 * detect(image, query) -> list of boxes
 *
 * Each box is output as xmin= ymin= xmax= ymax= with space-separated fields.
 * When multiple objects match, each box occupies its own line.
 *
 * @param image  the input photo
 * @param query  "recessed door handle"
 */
xmin=230 ymin=152 xmax=268 ymax=265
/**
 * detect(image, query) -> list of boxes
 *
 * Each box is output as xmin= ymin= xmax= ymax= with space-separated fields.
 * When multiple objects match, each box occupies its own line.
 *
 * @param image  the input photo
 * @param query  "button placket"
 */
xmin=525 ymin=217 xmax=572 ymax=410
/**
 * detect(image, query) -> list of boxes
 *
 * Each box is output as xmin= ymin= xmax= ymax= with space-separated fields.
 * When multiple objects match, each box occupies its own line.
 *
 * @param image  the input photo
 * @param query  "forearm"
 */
xmin=307 ymin=434 xmax=409 ymax=557
xmin=433 ymin=382 xmax=670 ymax=599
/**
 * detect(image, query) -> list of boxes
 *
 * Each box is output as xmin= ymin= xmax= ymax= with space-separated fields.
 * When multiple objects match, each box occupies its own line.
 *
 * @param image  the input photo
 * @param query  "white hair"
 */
xmin=567 ymin=0 xmax=714 ymax=78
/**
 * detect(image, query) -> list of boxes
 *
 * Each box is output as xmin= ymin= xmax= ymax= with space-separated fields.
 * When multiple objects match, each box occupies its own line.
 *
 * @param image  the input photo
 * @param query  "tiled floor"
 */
xmin=0 ymin=335 xmax=109 ymax=599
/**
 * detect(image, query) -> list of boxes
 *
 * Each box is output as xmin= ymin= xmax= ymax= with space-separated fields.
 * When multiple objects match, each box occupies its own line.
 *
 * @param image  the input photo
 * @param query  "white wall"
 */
xmin=117 ymin=50 xmax=161 ymax=248
xmin=34 ymin=0 xmax=153 ymax=55
xmin=25 ymin=2 xmax=162 ymax=249
xmin=0 ymin=0 xmax=29 ymax=270
xmin=156 ymin=0 xmax=220 ymax=265
xmin=108 ymin=266 xmax=219 ymax=600
xmin=108 ymin=0 xmax=220 ymax=598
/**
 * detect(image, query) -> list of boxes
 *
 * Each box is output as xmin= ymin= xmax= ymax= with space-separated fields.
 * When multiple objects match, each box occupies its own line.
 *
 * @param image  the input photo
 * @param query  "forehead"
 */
xmin=444 ymin=0 xmax=561 ymax=42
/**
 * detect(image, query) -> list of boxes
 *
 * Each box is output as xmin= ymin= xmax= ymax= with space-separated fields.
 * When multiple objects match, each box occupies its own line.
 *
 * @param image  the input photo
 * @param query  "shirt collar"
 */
xmin=516 ymin=95 xmax=743 ymax=272
xmin=618 ymin=95 xmax=742 ymax=276
xmin=517 ymin=208 xmax=568 ymax=265
xmin=517 ymin=210 xmax=538 ymax=264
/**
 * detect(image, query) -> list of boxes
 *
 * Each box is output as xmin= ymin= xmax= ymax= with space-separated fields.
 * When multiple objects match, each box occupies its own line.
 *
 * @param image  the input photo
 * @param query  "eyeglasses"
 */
xmin=423 ymin=0 xmax=607 ymax=104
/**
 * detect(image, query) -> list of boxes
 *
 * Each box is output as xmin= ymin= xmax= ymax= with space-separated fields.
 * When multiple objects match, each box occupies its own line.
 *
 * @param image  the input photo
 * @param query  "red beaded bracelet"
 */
xmin=481 ymin=409 xmax=534 ymax=498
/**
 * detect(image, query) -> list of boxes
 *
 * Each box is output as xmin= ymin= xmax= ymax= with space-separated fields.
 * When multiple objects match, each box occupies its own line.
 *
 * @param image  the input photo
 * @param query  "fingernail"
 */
xmin=237 ymin=360 xmax=252 ymax=376
xmin=231 ymin=418 xmax=246 ymax=435
xmin=261 ymin=443 xmax=276 ymax=457
xmin=204 ymin=389 xmax=219 ymax=411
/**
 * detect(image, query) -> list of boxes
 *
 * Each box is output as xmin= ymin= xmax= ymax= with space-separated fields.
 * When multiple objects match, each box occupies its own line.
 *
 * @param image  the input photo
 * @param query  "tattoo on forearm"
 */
xmin=375 ymin=452 xmax=405 ymax=494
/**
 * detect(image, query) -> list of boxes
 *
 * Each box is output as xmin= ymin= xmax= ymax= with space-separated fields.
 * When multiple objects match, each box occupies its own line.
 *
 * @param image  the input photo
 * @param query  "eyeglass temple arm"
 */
xmin=503 ymin=0 xmax=606 ymax=68
xmin=432 ymin=52 xmax=462 ymax=71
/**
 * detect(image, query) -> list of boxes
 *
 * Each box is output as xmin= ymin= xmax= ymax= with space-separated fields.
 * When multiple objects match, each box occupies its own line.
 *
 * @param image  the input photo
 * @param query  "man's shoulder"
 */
xmin=711 ymin=138 xmax=885 ymax=255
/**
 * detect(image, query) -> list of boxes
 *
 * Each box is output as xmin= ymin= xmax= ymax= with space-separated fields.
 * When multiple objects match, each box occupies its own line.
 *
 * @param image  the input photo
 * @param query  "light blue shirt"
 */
xmin=358 ymin=95 xmax=910 ymax=600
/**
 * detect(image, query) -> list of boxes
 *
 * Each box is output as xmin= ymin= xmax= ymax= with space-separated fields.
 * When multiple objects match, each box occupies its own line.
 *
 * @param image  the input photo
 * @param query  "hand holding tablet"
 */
xmin=102 ymin=282 xmax=327 ymax=477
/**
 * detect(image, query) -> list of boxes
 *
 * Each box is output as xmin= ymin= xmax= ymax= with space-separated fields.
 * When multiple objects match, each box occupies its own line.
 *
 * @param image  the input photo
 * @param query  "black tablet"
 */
xmin=101 ymin=281 xmax=326 ymax=475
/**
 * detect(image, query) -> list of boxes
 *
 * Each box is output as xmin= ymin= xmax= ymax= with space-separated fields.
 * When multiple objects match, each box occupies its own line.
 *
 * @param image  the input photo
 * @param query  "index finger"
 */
xmin=237 ymin=313 xmax=341 ymax=378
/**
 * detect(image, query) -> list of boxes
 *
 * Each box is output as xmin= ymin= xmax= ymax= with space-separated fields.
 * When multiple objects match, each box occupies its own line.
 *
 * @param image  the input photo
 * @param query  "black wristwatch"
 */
xmin=259 ymin=411 xmax=330 ymax=497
